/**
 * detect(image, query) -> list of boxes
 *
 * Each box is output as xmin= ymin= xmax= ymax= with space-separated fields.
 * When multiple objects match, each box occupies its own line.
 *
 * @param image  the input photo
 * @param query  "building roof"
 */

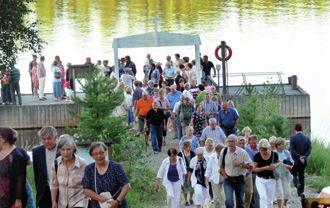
xmin=220 ymin=84 xmax=309 ymax=97
xmin=112 ymin=31 xmax=201 ymax=48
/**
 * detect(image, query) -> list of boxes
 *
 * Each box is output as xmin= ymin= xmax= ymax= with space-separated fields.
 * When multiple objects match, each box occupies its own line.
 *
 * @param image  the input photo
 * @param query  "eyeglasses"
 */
xmin=92 ymin=151 xmax=105 ymax=156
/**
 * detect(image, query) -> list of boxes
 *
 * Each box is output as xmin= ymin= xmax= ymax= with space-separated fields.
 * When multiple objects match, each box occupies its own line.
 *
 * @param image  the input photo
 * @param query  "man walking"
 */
xmin=218 ymin=102 xmax=239 ymax=136
xmin=146 ymin=101 xmax=166 ymax=153
xmin=290 ymin=123 xmax=312 ymax=196
xmin=32 ymin=126 xmax=58 ymax=208
xmin=135 ymin=91 xmax=153 ymax=136
xmin=219 ymin=134 xmax=252 ymax=208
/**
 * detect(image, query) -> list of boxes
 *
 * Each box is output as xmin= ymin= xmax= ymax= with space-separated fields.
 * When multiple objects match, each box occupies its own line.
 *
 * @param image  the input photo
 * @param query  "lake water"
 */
xmin=15 ymin=0 xmax=330 ymax=141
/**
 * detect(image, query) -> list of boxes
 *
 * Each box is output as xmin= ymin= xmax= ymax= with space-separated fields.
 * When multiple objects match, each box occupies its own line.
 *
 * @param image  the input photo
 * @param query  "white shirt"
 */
xmin=46 ymin=147 xmax=57 ymax=182
xmin=120 ymin=74 xmax=135 ymax=89
xmin=124 ymin=93 xmax=133 ymax=108
xmin=205 ymin=152 xmax=224 ymax=184
xmin=157 ymin=156 xmax=187 ymax=197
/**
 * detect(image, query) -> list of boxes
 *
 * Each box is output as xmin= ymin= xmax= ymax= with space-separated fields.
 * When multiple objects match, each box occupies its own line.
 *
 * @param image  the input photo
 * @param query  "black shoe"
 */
xmin=185 ymin=201 xmax=190 ymax=206
xmin=189 ymin=199 xmax=194 ymax=205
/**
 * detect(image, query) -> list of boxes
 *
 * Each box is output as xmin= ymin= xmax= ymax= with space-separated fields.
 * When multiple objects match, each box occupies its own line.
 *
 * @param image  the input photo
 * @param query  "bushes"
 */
xmin=306 ymin=139 xmax=330 ymax=191
xmin=72 ymin=64 xmax=125 ymax=143
xmin=71 ymin=66 xmax=162 ymax=207
xmin=237 ymin=85 xmax=289 ymax=138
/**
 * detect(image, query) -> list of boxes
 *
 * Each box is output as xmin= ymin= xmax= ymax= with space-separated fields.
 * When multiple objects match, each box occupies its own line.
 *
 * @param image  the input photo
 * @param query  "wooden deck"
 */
xmin=0 ymin=93 xmax=81 ymax=129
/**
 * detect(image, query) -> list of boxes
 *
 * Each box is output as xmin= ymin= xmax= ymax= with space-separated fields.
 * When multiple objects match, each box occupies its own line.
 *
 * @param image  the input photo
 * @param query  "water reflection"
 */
xmin=34 ymin=0 xmax=330 ymax=38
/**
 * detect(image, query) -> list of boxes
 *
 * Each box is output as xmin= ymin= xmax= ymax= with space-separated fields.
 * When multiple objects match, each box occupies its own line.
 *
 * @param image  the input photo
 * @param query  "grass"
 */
xmin=305 ymin=139 xmax=330 ymax=192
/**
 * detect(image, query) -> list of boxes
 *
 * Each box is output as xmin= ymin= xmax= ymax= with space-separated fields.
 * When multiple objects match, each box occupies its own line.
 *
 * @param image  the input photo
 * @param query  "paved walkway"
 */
xmin=146 ymin=130 xmax=317 ymax=208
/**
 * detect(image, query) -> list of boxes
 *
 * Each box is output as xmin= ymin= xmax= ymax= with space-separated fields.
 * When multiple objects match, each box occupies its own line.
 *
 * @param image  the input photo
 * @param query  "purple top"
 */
xmin=167 ymin=164 xmax=179 ymax=182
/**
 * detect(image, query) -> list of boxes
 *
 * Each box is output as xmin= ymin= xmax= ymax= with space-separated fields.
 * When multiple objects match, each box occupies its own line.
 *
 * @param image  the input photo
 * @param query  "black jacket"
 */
xmin=289 ymin=132 xmax=312 ymax=164
xmin=32 ymin=145 xmax=53 ymax=208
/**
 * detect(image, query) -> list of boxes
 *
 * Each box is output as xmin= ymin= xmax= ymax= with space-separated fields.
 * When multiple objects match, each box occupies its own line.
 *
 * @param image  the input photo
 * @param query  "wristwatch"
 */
xmin=115 ymin=199 xmax=122 ymax=205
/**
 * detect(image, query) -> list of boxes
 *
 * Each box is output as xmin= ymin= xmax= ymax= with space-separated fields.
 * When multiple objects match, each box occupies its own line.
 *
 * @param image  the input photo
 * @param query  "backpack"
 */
xmin=220 ymin=147 xmax=228 ymax=177
xmin=179 ymin=104 xmax=193 ymax=123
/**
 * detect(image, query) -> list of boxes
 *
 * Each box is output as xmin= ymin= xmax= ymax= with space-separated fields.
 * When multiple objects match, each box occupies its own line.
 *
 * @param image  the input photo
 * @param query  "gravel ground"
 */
xmin=145 ymin=129 xmax=318 ymax=208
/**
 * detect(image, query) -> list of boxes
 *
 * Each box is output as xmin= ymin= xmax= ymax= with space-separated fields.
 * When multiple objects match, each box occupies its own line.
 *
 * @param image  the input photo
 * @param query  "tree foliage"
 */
xmin=0 ymin=0 xmax=45 ymax=67
xmin=72 ymin=65 xmax=125 ymax=143
xmin=237 ymin=85 xmax=290 ymax=138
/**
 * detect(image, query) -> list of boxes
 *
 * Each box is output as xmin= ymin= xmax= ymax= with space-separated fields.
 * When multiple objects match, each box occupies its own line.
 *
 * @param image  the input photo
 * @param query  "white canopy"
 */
xmin=112 ymin=31 xmax=202 ymax=83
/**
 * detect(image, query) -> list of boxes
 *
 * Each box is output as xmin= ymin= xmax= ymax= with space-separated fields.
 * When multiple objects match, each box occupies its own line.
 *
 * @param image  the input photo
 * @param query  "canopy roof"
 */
xmin=112 ymin=31 xmax=201 ymax=48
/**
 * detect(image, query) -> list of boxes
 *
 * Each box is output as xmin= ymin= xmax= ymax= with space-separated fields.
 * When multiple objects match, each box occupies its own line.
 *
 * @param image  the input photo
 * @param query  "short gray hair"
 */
xmin=170 ymin=84 xmax=176 ymax=90
xmin=38 ymin=126 xmax=57 ymax=138
xmin=226 ymin=134 xmax=238 ymax=142
xmin=57 ymin=134 xmax=77 ymax=154
xmin=259 ymin=138 xmax=270 ymax=149
xmin=209 ymin=118 xmax=217 ymax=124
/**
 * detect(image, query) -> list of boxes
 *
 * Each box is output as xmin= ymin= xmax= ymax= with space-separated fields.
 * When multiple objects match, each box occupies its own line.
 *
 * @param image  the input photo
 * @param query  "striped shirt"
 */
xmin=200 ymin=126 xmax=226 ymax=144
xmin=219 ymin=147 xmax=252 ymax=177
xmin=50 ymin=156 xmax=87 ymax=208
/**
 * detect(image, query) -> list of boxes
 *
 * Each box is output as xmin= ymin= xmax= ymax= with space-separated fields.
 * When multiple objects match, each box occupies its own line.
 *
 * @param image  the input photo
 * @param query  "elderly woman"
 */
xmin=203 ymin=138 xmax=215 ymax=162
xmin=274 ymin=138 xmax=294 ymax=208
xmin=83 ymin=142 xmax=130 ymax=208
xmin=253 ymin=139 xmax=280 ymax=208
xmin=50 ymin=135 xmax=87 ymax=208
xmin=205 ymin=143 xmax=225 ymax=208
xmin=178 ymin=141 xmax=195 ymax=206
xmin=179 ymin=126 xmax=199 ymax=151
xmin=191 ymin=104 xmax=207 ymax=139
xmin=242 ymin=126 xmax=252 ymax=140
xmin=0 ymin=127 xmax=28 ymax=208
xmin=189 ymin=147 xmax=208 ymax=208
xmin=269 ymin=136 xmax=277 ymax=151
xmin=156 ymin=148 xmax=187 ymax=208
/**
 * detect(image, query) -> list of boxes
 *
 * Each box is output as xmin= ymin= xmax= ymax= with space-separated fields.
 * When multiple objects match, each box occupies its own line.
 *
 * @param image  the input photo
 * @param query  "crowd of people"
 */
xmin=0 ymin=52 xmax=313 ymax=208
xmin=117 ymin=53 xmax=312 ymax=207
xmin=0 ymin=126 xmax=131 ymax=208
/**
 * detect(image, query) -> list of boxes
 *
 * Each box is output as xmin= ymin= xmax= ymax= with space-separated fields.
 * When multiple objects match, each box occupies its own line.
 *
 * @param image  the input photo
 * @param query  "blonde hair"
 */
xmin=205 ymin=138 xmax=214 ymax=146
xmin=268 ymin=136 xmax=277 ymax=144
xmin=258 ymin=138 xmax=270 ymax=149
xmin=242 ymin=126 xmax=252 ymax=134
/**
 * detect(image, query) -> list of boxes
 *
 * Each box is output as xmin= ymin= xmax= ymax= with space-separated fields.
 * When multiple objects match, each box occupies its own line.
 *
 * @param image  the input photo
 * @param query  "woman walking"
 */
xmin=51 ymin=60 xmax=62 ymax=100
xmin=191 ymin=104 xmax=207 ymax=139
xmin=50 ymin=135 xmax=87 ymax=208
xmin=83 ymin=142 xmax=131 ymax=208
xmin=253 ymin=139 xmax=280 ymax=208
xmin=178 ymin=141 xmax=196 ymax=206
xmin=0 ymin=127 xmax=28 ymax=208
xmin=156 ymin=148 xmax=187 ymax=208
xmin=274 ymin=138 xmax=294 ymax=208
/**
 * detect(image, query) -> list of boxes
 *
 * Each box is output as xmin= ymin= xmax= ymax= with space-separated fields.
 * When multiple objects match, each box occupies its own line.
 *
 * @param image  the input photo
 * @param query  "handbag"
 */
xmin=93 ymin=164 xmax=122 ymax=208
xmin=272 ymin=152 xmax=281 ymax=180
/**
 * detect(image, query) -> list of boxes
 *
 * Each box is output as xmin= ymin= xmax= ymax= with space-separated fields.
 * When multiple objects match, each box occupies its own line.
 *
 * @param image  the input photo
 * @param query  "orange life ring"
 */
xmin=215 ymin=44 xmax=232 ymax=61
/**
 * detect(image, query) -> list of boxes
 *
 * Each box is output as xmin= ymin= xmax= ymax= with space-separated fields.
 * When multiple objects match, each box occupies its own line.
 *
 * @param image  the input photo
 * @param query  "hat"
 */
xmin=195 ymin=147 xmax=204 ymax=155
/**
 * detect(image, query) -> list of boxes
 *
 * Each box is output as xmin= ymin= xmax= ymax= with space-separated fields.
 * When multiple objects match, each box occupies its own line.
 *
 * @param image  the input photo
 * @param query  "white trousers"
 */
xmin=211 ymin=181 xmax=225 ymax=208
xmin=275 ymin=176 xmax=291 ymax=200
xmin=166 ymin=181 xmax=181 ymax=208
xmin=193 ymin=184 xmax=208 ymax=206
xmin=38 ymin=77 xmax=45 ymax=98
xmin=256 ymin=176 xmax=276 ymax=208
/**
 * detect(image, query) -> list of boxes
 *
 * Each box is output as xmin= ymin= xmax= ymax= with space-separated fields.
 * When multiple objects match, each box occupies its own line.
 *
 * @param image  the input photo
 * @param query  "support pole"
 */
xmin=221 ymin=41 xmax=227 ymax=97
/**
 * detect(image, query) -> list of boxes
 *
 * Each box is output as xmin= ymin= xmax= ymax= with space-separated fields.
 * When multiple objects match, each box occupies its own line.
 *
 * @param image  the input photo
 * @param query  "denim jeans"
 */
xmin=176 ymin=116 xmax=182 ymax=140
xmin=10 ymin=81 xmax=22 ymax=105
xmin=138 ymin=116 xmax=146 ymax=133
xmin=150 ymin=124 xmax=163 ymax=151
xmin=224 ymin=175 xmax=245 ymax=208
xmin=26 ymin=181 xmax=35 ymax=208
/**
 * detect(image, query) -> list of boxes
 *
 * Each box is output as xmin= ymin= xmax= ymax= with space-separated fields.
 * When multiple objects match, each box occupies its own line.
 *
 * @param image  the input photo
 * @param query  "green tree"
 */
xmin=72 ymin=65 xmax=125 ymax=143
xmin=0 ymin=0 xmax=44 ymax=66
xmin=237 ymin=85 xmax=289 ymax=138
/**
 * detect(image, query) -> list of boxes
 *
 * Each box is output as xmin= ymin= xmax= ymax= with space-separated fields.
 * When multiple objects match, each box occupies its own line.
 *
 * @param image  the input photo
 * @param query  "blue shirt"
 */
xmin=167 ymin=164 xmax=179 ymax=182
xmin=218 ymin=108 xmax=239 ymax=127
xmin=167 ymin=91 xmax=182 ymax=110
xmin=164 ymin=66 xmax=176 ymax=79
xmin=83 ymin=161 xmax=129 ymax=208
xmin=179 ymin=135 xmax=199 ymax=151
xmin=245 ymin=144 xmax=259 ymax=160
